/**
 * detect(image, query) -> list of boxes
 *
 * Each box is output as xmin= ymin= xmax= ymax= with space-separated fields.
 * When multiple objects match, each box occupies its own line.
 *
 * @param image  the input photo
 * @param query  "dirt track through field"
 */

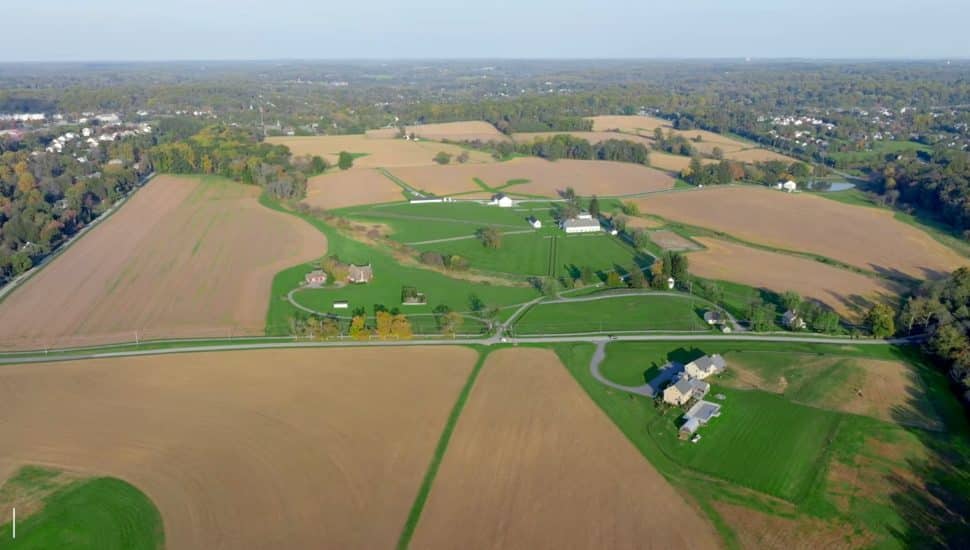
xmin=389 ymin=157 xmax=674 ymax=198
xmin=635 ymin=186 xmax=966 ymax=279
xmin=0 ymin=175 xmax=327 ymax=349
xmin=689 ymin=237 xmax=903 ymax=317
xmin=0 ymin=347 xmax=476 ymax=549
xmin=413 ymin=347 xmax=719 ymax=549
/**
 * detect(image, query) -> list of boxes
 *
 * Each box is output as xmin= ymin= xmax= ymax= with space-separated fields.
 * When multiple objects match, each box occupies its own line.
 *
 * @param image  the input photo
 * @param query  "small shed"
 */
xmin=528 ymin=216 xmax=542 ymax=229
xmin=679 ymin=418 xmax=701 ymax=440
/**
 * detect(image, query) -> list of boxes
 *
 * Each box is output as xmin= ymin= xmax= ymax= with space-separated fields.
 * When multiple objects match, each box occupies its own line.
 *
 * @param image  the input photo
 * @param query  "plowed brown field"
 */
xmin=304 ymin=168 xmax=406 ymax=209
xmin=0 ymin=347 xmax=476 ymax=548
xmin=689 ymin=238 xmax=903 ymax=317
xmin=406 ymin=121 xmax=509 ymax=142
xmin=634 ymin=186 xmax=966 ymax=278
xmin=412 ymin=348 xmax=719 ymax=549
xmin=268 ymin=134 xmax=492 ymax=167
xmin=388 ymin=157 xmax=674 ymax=198
xmin=0 ymin=175 xmax=327 ymax=349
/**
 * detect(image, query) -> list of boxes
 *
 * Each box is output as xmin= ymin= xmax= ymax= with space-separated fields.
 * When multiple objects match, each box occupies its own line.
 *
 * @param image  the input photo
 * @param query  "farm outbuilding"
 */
xmin=348 ymin=264 xmax=374 ymax=284
xmin=560 ymin=212 xmax=601 ymax=234
xmin=490 ymin=193 xmax=514 ymax=208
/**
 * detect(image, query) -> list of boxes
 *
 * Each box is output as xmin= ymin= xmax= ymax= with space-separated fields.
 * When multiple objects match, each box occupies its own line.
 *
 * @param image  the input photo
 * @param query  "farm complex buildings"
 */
xmin=560 ymin=212 xmax=601 ymax=234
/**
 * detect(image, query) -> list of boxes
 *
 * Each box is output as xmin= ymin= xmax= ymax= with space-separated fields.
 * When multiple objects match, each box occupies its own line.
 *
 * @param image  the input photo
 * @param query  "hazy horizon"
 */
xmin=4 ymin=0 xmax=969 ymax=62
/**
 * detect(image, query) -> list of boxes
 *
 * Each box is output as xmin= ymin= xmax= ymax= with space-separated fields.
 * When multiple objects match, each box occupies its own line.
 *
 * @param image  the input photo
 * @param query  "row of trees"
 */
xmin=456 ymin=134 xmax=650 ymax=166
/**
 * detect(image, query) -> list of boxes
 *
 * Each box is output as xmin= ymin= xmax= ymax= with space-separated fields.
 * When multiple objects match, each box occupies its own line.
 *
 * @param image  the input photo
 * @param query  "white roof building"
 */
xmin=782 ymin=180 xmax=797 ymax=192
xmin=560 ymin=212 xmax=601 ymax=233
xmin=490 ymin=193 xmax=514 ymax=208
xmin=528 ymin=216 xmax=542 ymax=229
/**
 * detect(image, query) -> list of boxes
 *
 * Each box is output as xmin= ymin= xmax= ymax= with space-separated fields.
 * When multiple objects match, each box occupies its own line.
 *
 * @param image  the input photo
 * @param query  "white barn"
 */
xmin=490 ymin=193 xmax=514 ymax=208
xmin=560 ymin=212 xmax=601 ymax=234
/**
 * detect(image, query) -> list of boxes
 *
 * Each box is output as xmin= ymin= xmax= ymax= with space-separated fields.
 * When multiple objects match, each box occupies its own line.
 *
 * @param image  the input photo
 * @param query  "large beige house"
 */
xmin=662 ymin=378 xmax=710 ymax=406
xmin=684 ymin=354 xmax=726 ymax=380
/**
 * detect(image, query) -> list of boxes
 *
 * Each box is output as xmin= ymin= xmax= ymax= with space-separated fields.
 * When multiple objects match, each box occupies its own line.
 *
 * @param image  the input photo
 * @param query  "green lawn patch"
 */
xmin=514 ymin=294 xmax=708 ymax=335
xmin=0 ymin=467 xmax=163 ymax=550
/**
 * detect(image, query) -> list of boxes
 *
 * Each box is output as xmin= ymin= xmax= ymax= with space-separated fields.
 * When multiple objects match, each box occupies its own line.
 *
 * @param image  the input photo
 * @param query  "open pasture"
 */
xmin=689 ymin=237 xmax=903 ymax=317
xmin=633 ymin=186 xmax=967 ymax=279
xmin=267 ymin=134 xmax=493 ymax=167
xmin=412 ymin=348 xmax=719 ymax=549
xmin=0 ymin=347 xmax=476 ymax=549
xmin=346 ymin=201 xmax=557 ymax=243
xmin=303 ymin=168 xmax=406 ymax=210
xmin=0 ymin=175 xmax=327 ymax=349
xmin=405 ymin=120 xmax=509 ymax=142
xmin=722 ymin=352 xmax=943 ymax=430
xmin=589 ymin=114 xmax=672 ymax=133
xmin=390 ymin=157 xmax=673 ymax=198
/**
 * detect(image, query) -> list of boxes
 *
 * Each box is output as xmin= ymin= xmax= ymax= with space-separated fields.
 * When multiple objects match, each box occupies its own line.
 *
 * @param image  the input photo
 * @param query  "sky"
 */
xmin=3 ymin=0 xmax=969 ymax=61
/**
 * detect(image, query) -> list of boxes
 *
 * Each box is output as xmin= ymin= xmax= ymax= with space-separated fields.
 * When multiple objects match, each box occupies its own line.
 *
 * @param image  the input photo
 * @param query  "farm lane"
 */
xmin=588 ymin=340 xmax=656 ymax=396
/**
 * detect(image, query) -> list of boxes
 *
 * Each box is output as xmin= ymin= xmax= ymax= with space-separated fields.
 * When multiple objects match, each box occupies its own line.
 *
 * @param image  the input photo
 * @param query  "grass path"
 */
xmin=397 ymin=348 xmax=489 ymax=549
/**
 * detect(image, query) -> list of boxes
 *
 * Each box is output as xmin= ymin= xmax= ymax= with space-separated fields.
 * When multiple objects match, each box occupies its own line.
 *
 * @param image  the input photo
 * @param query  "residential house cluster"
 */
xmin=661 ymin=354 xmax=727 ymax=441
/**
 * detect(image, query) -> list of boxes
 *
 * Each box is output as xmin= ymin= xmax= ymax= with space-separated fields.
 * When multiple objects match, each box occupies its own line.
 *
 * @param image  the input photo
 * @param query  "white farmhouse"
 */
xmin=560 ymin=212 xmax=601 ymax=234
xmin=528 ymin=216 xmax=542 ymax=229
xmin=490 ymin=193 xmax=514 ymax=208
xmin=782 ymin=180 xmax=797 ymax=192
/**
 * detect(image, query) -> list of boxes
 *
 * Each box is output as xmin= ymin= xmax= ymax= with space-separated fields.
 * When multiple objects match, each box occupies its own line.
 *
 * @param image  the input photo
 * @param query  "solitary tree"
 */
xmin=434 ymin=151 xmax=452 ymax=165
xmin=338 ymin=151 xmax=354 ymax=170
xmin=456 ymin=151 xmax=470 ymax=164
xmin=628 ymin=265 xmax=646 ymax=288
xmin=866 ymin=304 xmax=896 ymax=338
xmin=477 ymin=226 xmax=502 ymax=249
xmin=589 ymin=195 xmax=601 ymax=218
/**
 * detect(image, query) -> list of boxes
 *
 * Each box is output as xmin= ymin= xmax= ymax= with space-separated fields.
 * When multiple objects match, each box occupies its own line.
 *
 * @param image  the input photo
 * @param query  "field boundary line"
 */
xmin=0 ymin=172 xmax=157 ymax=306
xmin=397 ymin=349 xmax=488 ymax=549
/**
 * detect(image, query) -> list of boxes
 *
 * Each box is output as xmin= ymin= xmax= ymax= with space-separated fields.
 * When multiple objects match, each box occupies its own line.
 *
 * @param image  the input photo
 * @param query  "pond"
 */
xmin=805 ymin=181 xmax=856 ymax=192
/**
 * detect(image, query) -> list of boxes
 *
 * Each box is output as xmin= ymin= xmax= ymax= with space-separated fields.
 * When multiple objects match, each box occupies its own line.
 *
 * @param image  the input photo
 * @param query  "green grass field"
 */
xmin=513 ymin=294 xmax=709 ymax=335
xmin=341 ymin=202 xmax=559 ymax=243
xmin=827 ymin=140 xmax=930 ymax=165
xmin=261 ymin=195 xmax=540 ymax=333
xmin=0 ymin=467 xmax=163 ymax=550
xmin=554 ymin=340 xmax=970 ymax=547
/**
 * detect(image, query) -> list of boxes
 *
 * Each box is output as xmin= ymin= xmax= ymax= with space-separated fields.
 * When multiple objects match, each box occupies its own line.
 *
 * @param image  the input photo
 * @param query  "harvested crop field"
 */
xmin=634 ymin=186 xmax=967 ymax=279
xmin=512 ymin=131 xmax=654 ymax=147
xmin=650 ymin=230 xmax=701 ymax=251
xmin=688 ymin=237 xmax=903 ymax=317
xmin=405 ymin=120 xmax=509 ymax=142
xmin=725 ymin=148 xmax=798 ymax=164
xmin=389 ymin=157 xmax=674 ymax=198
xmin=267 ymin=134 xmax=492 ymax=167
xmin=0 ymin=347 xmax=476 ymax=548
xmin=412 ymin=348 xmax=719 ymax=549
xmin=589 ymin=115 xmax=671 ymax=133
xmin=0 ymin=176 xmax=327 ymax=349
xmin=304 ymin=168 xmax=405 ymax=210
xmin=649 ymin=151 xmax=714 ymax=172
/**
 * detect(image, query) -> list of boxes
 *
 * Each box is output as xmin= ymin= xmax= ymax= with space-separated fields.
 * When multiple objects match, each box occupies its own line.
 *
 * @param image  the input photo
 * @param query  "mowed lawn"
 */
xmin=413 ymin=232 xmax=641 ymax=279
xmin=514 ymin=294 xmax=707 ymax=335
xmin=0 ymin=467 xmax=163 ymax=550
xmin=343 ymin=202 xmax=556 ymax=243
xmin=649 ymin=387 xmax=842 ymax=502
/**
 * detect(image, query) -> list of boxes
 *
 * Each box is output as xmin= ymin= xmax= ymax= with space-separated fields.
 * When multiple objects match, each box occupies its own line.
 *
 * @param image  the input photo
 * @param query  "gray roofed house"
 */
xmin=662 ymin=377 xmax=710 ymax=406
xmin=684 ymin=354 xmax=726 ymax=380
xmin=782 ymin=309 xmax=807 ymax=329
xmin=703 ymin=310 xmax=723 ymax=325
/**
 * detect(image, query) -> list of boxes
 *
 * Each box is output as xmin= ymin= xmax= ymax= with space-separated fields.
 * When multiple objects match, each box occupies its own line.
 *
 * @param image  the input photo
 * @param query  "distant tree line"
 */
xmin=457 ymin=134 xmax=650 ymax=166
